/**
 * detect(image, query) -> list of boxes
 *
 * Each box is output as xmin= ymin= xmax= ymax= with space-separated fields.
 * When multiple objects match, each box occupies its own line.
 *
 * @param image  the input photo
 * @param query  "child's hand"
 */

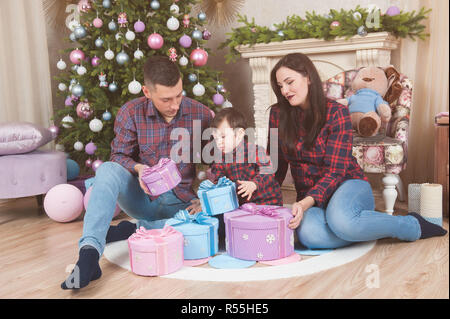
xmin=237 ymin=180 xmax=257 ymax=200
xmin=186 ymin=199 xmax=202 ymax=215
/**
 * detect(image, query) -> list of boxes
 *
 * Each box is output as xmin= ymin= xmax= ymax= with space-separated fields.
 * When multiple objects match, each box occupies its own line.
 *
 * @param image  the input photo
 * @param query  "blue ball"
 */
xmin=108 ymin=21 xmax=117 ymax=31
xmin=102 ymin=111 xmax=112 ymax=121
xmin=95 ymin=37 xmax=104 ymax=48
xmin=66 ymin=159 xmax=80 ymax=181
xmin=198 ymin=12 xmax=207 ymax=21
xmin=102 ymin=0 xmax=111 ymax=8
xmin=151 ymin=0 xmax=160 ymax=10
xmin=188 ymin=73 xmax=197 ymax=82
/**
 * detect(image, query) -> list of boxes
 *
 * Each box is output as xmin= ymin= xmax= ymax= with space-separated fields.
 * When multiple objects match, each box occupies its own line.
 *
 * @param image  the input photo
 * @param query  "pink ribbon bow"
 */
xmin=131 ymin=225 xmax=177 ymax=242
xmin=240 ymin=203 xmax=280 ymax=217
xmin=142 ymin=158 xmax=172 ymax=176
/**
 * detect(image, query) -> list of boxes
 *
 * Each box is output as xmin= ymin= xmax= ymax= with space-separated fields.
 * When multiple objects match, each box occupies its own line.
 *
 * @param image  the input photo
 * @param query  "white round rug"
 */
xmin=103 ymin=240 xmax=376 ymax=282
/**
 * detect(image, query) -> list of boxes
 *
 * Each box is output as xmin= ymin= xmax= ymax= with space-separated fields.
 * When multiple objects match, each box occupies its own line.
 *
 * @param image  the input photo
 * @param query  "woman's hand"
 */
xmin=289 ymin=201 xmax=305 ymax=229
xmin=237 ymin=180 xmax=257 ymax=200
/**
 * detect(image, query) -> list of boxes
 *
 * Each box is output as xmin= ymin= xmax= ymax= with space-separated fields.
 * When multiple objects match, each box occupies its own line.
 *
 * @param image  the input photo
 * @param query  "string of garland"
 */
xmin=219 ymin=6 xmax=431 ymax=63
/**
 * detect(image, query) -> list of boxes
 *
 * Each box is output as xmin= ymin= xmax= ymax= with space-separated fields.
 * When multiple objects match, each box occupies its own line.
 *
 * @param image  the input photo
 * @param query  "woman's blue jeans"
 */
xmin=78 ymin=161 xmax=190 ymax=255
xmin=296 ymin=179 xmax=421 ymax=249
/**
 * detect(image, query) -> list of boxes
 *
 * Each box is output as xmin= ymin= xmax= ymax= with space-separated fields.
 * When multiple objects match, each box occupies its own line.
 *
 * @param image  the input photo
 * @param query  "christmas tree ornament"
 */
xmin=91 ymin=56 xmax=100 ymax=67
xmin=353 ymin=11 xmax=362 ymax=20
xmin=188 ymin=73 xmax=197 ymax=82
xmin=58 ymin=83 xmax=67 ymax=91
xmin=134 ymin=20 xmax=145 ymax=33
xmin=250 ymin=27 xmax=257 ymax=33
xmin=104 ymin=48 xmax=114 ymax=60
xmin=78 ymin=0 xmax=91 ymax=13
xmin=61 ymin=115 xmax=74 ymax=128
xmin=102 ymin=0 xmax=111 ymax=8
xmin=125 ymin=29 xmax=135 ymax=41
xmin=72 ymin=83 xmax=84 ymax=97
xmin=216 ymin=83 xmax=224 ymax=91
xmin=118 ymin=12 xmax=128 ymax=27
xmin=386 ymin=6 xmax=400 ymax=16
xmin=170 ymin=4 xmax=180 ymax=14
xmin=108 ymin=81 xmax=118 ymax=92
xmin=198 ymin=12 xmax=207 ymax=21
xmin=69 ymin=32 xmax=77 ymax=42
xmin=150 ymin=0 xmax=160 ymax=10
xmin=102 ymin=110 xmax=112 ymax=121
xmin=74 ymin=141 xmax=84 ymax=151
xmin=330 ymin=21 xmax=340 ymax=30
xmin=190 ymin=47 xmax=208 ymax=66
xmin=179 ymin=34 xmax=192 ymax=48
xmin=202 ymin=29 xmax=212 ymax=40
xmin=357 ymin=25 xmax=368 ymax=37
xmin=85 ymin=158 xmax=93 ymax=168
xmin=92 ymin=159 xmax=104 ymax=172
xmin=220 ymin=87 xmax=227 ymax=94
xmin=179 ymin=55 xmax=188 ymax=66
xmin=74 ymin=25 xmax=87 ymax=39
xmin=222 ymin=99 xmax=233 ymax=108
xmin=269 ymin=24 xmax=277 ymax=32
xmin=89 ymin=118 xmax=103 ymax=132
xmin=115 ymin=32 xmax=123 ymax=41
xmin=70 ymin=49 xmax=85 ymax=64
xmin=68 ymin=20 xmax=80 ymax=32
xmin=77 ymin=64 xmax=87 ymax=75
xmin=168 ymin=47 xmax=178 ymax=62
xmin=182 ymin=90 xmax=186 ymax=96
xmin=76 ymin=100 xmax=94 ymax=119
xmin=48 ymin=125 xmax=59 ymax=137
xmin=85 ymin=142 xmax=97 ymax=155
xmin=147 ymin=33 xmax=164 ymax=49
xmin=108 ymin=20 xmax=117 ymax=31
xmin=128 ymin=79 xmax=142 ymax=94
xmin=192 ymin=28 xmax=203 ymax=40
xmin=71 ymin=64 xmax=79 ymax=72
xmin=193 ymin=83 xmax=205 ymax=96
xmin=93 ymin=17 xmax=103 ymax=28
xmin=167 ymin=16 xmax=180 ymax=31
xmin=213 ymin=93 xmax=225 ymax=105
xmin=65 ymin=96 xmax=74 ymax=107
xmin=57 ymin=59 xmax=67 ymax=70
xmin=99 ymin=72 xmax=108 ymax=87
xmin=95 ymin=37 xmax=104 ymax=48
xmin=183 ymin=14 xmax=190 ymax=28
xmin=116 ymin=50 xmax=130 ymax=65
xmin=69 ymin=79 xmax=77 ymax=92
xmin=134 ymin=47 xmax=144 ymax=59
xmin=277 ymin=31 xmax=284 ymax=37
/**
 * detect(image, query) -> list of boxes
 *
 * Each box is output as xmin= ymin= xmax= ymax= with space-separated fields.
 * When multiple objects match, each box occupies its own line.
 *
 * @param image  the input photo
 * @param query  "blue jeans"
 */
xmin=296 ymin=179 xmax=421 ymax=249
xmin=79 ymin=161 xmax=190 ymax=255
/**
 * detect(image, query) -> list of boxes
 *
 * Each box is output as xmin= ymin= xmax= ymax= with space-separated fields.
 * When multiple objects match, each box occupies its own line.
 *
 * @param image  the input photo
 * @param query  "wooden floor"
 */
xmin=0 ymin=189 xmax=448 ymax=299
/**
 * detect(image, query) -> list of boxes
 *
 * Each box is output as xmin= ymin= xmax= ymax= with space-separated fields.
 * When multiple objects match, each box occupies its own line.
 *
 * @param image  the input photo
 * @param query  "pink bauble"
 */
xmin=92 ymin=159 xmax=103 ymax=172
xmin=330 ymin=21 xmax=340 ymax=29
xmin=91 ymin=56 xmax=100 ymax=67
xmin=93 ymin=17 xmax=103 ymax=28
xmin=48 ymin=125 xmax=59 ymax=137
xmin=189 ymin=48 xmax=208 ymax=66
xmin=65 ymin=96 xmax=74 ymax=106
xmin=84 ymin=186 xmax=121 ymax=218
xmin=85 ymin=158 xmax=93 ymax=168
xmin=134 ymin=20 xmax=145 ymax=33
xmin=70 ymin=49 xmax=85 ymax=65
xmin=85 ymin=142 xmax=97 ymax=155
xmin=78 ymin=0 xmax=91 ymax=13
xmin=147 ymin=33 xmax=164 ymax=49
xmin=213 ymin=93 xmax=225 ymax=105
xmin=179 ymin=34 xmax=192 ymax=48
xmin=76 ymin=101 xmax=94 ymax=119
xmin=43 ymin=184 xmax=84 ymax=223
xmin=386 ymin=6 xmax=400 ymax=16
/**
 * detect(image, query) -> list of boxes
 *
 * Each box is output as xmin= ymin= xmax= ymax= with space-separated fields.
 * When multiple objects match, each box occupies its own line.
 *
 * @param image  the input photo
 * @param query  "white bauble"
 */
xmin=77 ymin=65 xmax=87 ymax=75
xmin=192 ymin=83 xmax=205 ymax=96
xmin=125 ymin=30 xmax=136 ymax=41
xmin=134 ymin=49 xmax=144 ymax=59
xmin=115 ymin=32 xmax=123 ymax=41
xmin=222 ymin=100 xmax=233 ymax=108
xmin=57 ymin=59 xmax=67 ymax=70
xmin=197 ymin=170 xmax=206 ymax=180
xmin=104 ymin=49 xmax=115 ymax=60
xmin=58 ymin=83 xmax=67 ymax=91
xmin=128 ymin=80 xmax=142 ymax=94
xmin=167 ymin=16 xmax=180 ymax=31
xmin=62 ymin=115 xmax=74 ymax=128
xmin=179 ymin=56 xmax=188 ymax=66
xmin=89 ymin=118 xmax=103 ymax=132
xmin=74 ymin=141 xmax=84 ymax=151
xmin=170 ymin=4 xmax=180 ymax=14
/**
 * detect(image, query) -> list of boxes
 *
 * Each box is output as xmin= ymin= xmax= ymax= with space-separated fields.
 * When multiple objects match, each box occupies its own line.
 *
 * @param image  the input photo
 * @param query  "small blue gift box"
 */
xmin=197 ymin=176 xmax=239 ymax=216
xmin=165 ymin=210 xmax=219 ymax=260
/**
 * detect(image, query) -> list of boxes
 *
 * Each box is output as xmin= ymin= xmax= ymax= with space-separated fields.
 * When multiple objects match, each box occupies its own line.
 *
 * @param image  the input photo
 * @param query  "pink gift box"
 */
xmin=128 ymin=225 xmax=184 ymax=276
xmin=224 ymin=203 xmax=295 ymax=261
xmin=141 ymin=158 xmax=182 ymax=196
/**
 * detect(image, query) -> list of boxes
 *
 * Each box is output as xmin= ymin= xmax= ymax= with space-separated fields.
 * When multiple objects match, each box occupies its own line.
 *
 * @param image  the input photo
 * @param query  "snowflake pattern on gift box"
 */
xmin=257 ymin=252 xmax=264 ymax=259
xmin=242 ymin=234 xmax=248 ymax=240
xmin=266 ymin=234 xmax=275 ymax=244
xmin=184 ymin=238 xmax=189 ymax=247
xmin=225 ymin=238 xmax=229 ymax=251
xmin=290 ymin=233 xmax=294 ymax=247
xmin=135 ymin=254 xmax=142 ymax=262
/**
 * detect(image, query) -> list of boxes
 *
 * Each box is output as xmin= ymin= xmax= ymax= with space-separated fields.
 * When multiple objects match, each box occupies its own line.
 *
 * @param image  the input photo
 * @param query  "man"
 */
xmin=62 ymin=56 xmax=214 ymax=289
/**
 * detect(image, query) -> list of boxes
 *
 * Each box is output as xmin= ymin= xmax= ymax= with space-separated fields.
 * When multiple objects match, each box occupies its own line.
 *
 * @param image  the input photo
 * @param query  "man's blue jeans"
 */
xmin=78 ymin=161 xmax=190 ymax=255
xmin=296 ymin=179 xmax=421 ymax=249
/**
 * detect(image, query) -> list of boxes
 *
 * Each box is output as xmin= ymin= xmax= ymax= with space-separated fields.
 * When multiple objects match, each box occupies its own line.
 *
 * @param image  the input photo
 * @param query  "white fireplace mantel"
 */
xmin=236 ymin=32 xmax=400 ymax=147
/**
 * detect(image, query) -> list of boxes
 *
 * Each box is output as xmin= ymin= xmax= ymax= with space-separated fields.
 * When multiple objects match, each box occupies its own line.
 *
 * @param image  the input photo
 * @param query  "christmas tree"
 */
xmin=52 ymin=0 xmax=230 ymax=172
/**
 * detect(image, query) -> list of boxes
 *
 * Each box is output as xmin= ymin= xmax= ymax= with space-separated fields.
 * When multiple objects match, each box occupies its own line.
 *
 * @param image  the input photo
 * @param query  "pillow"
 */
xmin=0 ymin=122 xmax=55 ymax=155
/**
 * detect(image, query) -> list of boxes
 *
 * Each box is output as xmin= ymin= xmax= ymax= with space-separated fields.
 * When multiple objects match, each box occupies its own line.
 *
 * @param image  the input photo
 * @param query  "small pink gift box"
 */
xmin=141 ymin=158 xmax=182 ymax=196
xmin=128 ymin=225 xmax=184 ymax=276
xmin=224 ymin=203 xmax=294 ymax=261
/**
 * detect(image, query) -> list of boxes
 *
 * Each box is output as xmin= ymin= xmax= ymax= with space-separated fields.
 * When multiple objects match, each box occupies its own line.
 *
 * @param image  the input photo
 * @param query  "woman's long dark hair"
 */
xmin=270 ymin=53 xmax=327 ymax=153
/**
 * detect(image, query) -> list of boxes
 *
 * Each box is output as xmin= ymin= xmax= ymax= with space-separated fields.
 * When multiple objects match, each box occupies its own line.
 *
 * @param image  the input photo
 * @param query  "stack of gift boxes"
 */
xmin=127 ymin=159 xmax=294 ymax=277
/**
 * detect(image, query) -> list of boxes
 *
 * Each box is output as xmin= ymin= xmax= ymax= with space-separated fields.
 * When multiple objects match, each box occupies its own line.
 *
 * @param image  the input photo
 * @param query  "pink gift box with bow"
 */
xmin=128 ymin=225 xmax=184 ymax=276
xmin=224 ymin=203 xmax=295 ymax=261
xmin=141 ymin=158 xmax=182 ymax=196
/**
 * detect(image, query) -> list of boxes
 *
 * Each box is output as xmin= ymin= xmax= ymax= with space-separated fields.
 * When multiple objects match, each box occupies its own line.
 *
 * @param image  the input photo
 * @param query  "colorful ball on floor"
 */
xmin=43 ymin=184 xmax=84 ymax=222
xmin=83 ymin=186 xmax=121 ymax=218
xmin=66 ymin=158 xmax=80 ymax=181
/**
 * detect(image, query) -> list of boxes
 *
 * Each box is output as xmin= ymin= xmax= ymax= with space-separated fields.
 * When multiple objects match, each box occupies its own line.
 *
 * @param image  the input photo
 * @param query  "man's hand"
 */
xmin=134 ymin=164 xmax=151 ymax=195
xmin=237 ymin=180 xmax=257 ymax=201
xmin=186 ymin=199 xmax=202 ymax=215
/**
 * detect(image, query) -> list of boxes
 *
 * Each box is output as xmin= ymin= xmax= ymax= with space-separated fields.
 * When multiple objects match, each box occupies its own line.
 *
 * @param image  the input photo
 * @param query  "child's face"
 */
xmin=213 ymin=119 xmax=245 ymax=154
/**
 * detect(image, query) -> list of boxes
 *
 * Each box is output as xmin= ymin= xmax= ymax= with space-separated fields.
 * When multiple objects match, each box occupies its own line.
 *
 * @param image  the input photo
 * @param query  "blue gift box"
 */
xmin=197 ymin=176 xmax=239 ymax=216
xmin=165 ymin=210 xmax=219 ymax=260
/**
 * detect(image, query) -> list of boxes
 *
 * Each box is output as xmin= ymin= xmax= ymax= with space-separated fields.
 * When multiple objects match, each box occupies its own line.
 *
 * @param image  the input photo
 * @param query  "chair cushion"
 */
xmin=0 ymin=122 xmax=54 ymax=155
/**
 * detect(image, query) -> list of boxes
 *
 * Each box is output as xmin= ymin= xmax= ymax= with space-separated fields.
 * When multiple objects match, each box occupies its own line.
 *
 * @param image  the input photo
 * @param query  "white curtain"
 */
xmin=0 ymin=0 xmax=53 ymax=127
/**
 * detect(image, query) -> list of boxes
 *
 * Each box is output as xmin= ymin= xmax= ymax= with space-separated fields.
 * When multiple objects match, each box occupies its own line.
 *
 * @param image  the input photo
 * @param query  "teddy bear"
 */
xmin=338 ymin=66 xmax=401 ymax=137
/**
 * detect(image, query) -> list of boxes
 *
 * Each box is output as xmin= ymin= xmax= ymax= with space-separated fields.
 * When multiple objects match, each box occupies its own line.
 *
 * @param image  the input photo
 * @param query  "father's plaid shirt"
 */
xmin=268 ymin=99 xmax=367 ymax=208
xmin=110 ymin=96 xmax=214 ymax=203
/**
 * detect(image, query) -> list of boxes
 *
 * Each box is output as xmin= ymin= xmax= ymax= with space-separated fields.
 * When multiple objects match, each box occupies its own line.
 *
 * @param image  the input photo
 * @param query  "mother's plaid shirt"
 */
xmin=110 ymin=96 xmax=214 ymax=203
xmin=268 ymin=99 xmax=367 ymax=208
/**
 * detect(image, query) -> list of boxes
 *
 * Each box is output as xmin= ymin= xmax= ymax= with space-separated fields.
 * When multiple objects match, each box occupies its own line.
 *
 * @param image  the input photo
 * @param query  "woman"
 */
xmin=268 ymin=53 xmax=446 ymax=249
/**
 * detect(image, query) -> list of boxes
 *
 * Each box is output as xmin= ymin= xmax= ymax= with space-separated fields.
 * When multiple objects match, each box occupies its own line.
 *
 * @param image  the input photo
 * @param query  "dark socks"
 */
xmin=61 ymin=245 xmax=102 ymax=290
xmin=106 ymin=220 xmax=137 ymax=244
xmin=408 ymin=212 xmax=448 ymax=239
